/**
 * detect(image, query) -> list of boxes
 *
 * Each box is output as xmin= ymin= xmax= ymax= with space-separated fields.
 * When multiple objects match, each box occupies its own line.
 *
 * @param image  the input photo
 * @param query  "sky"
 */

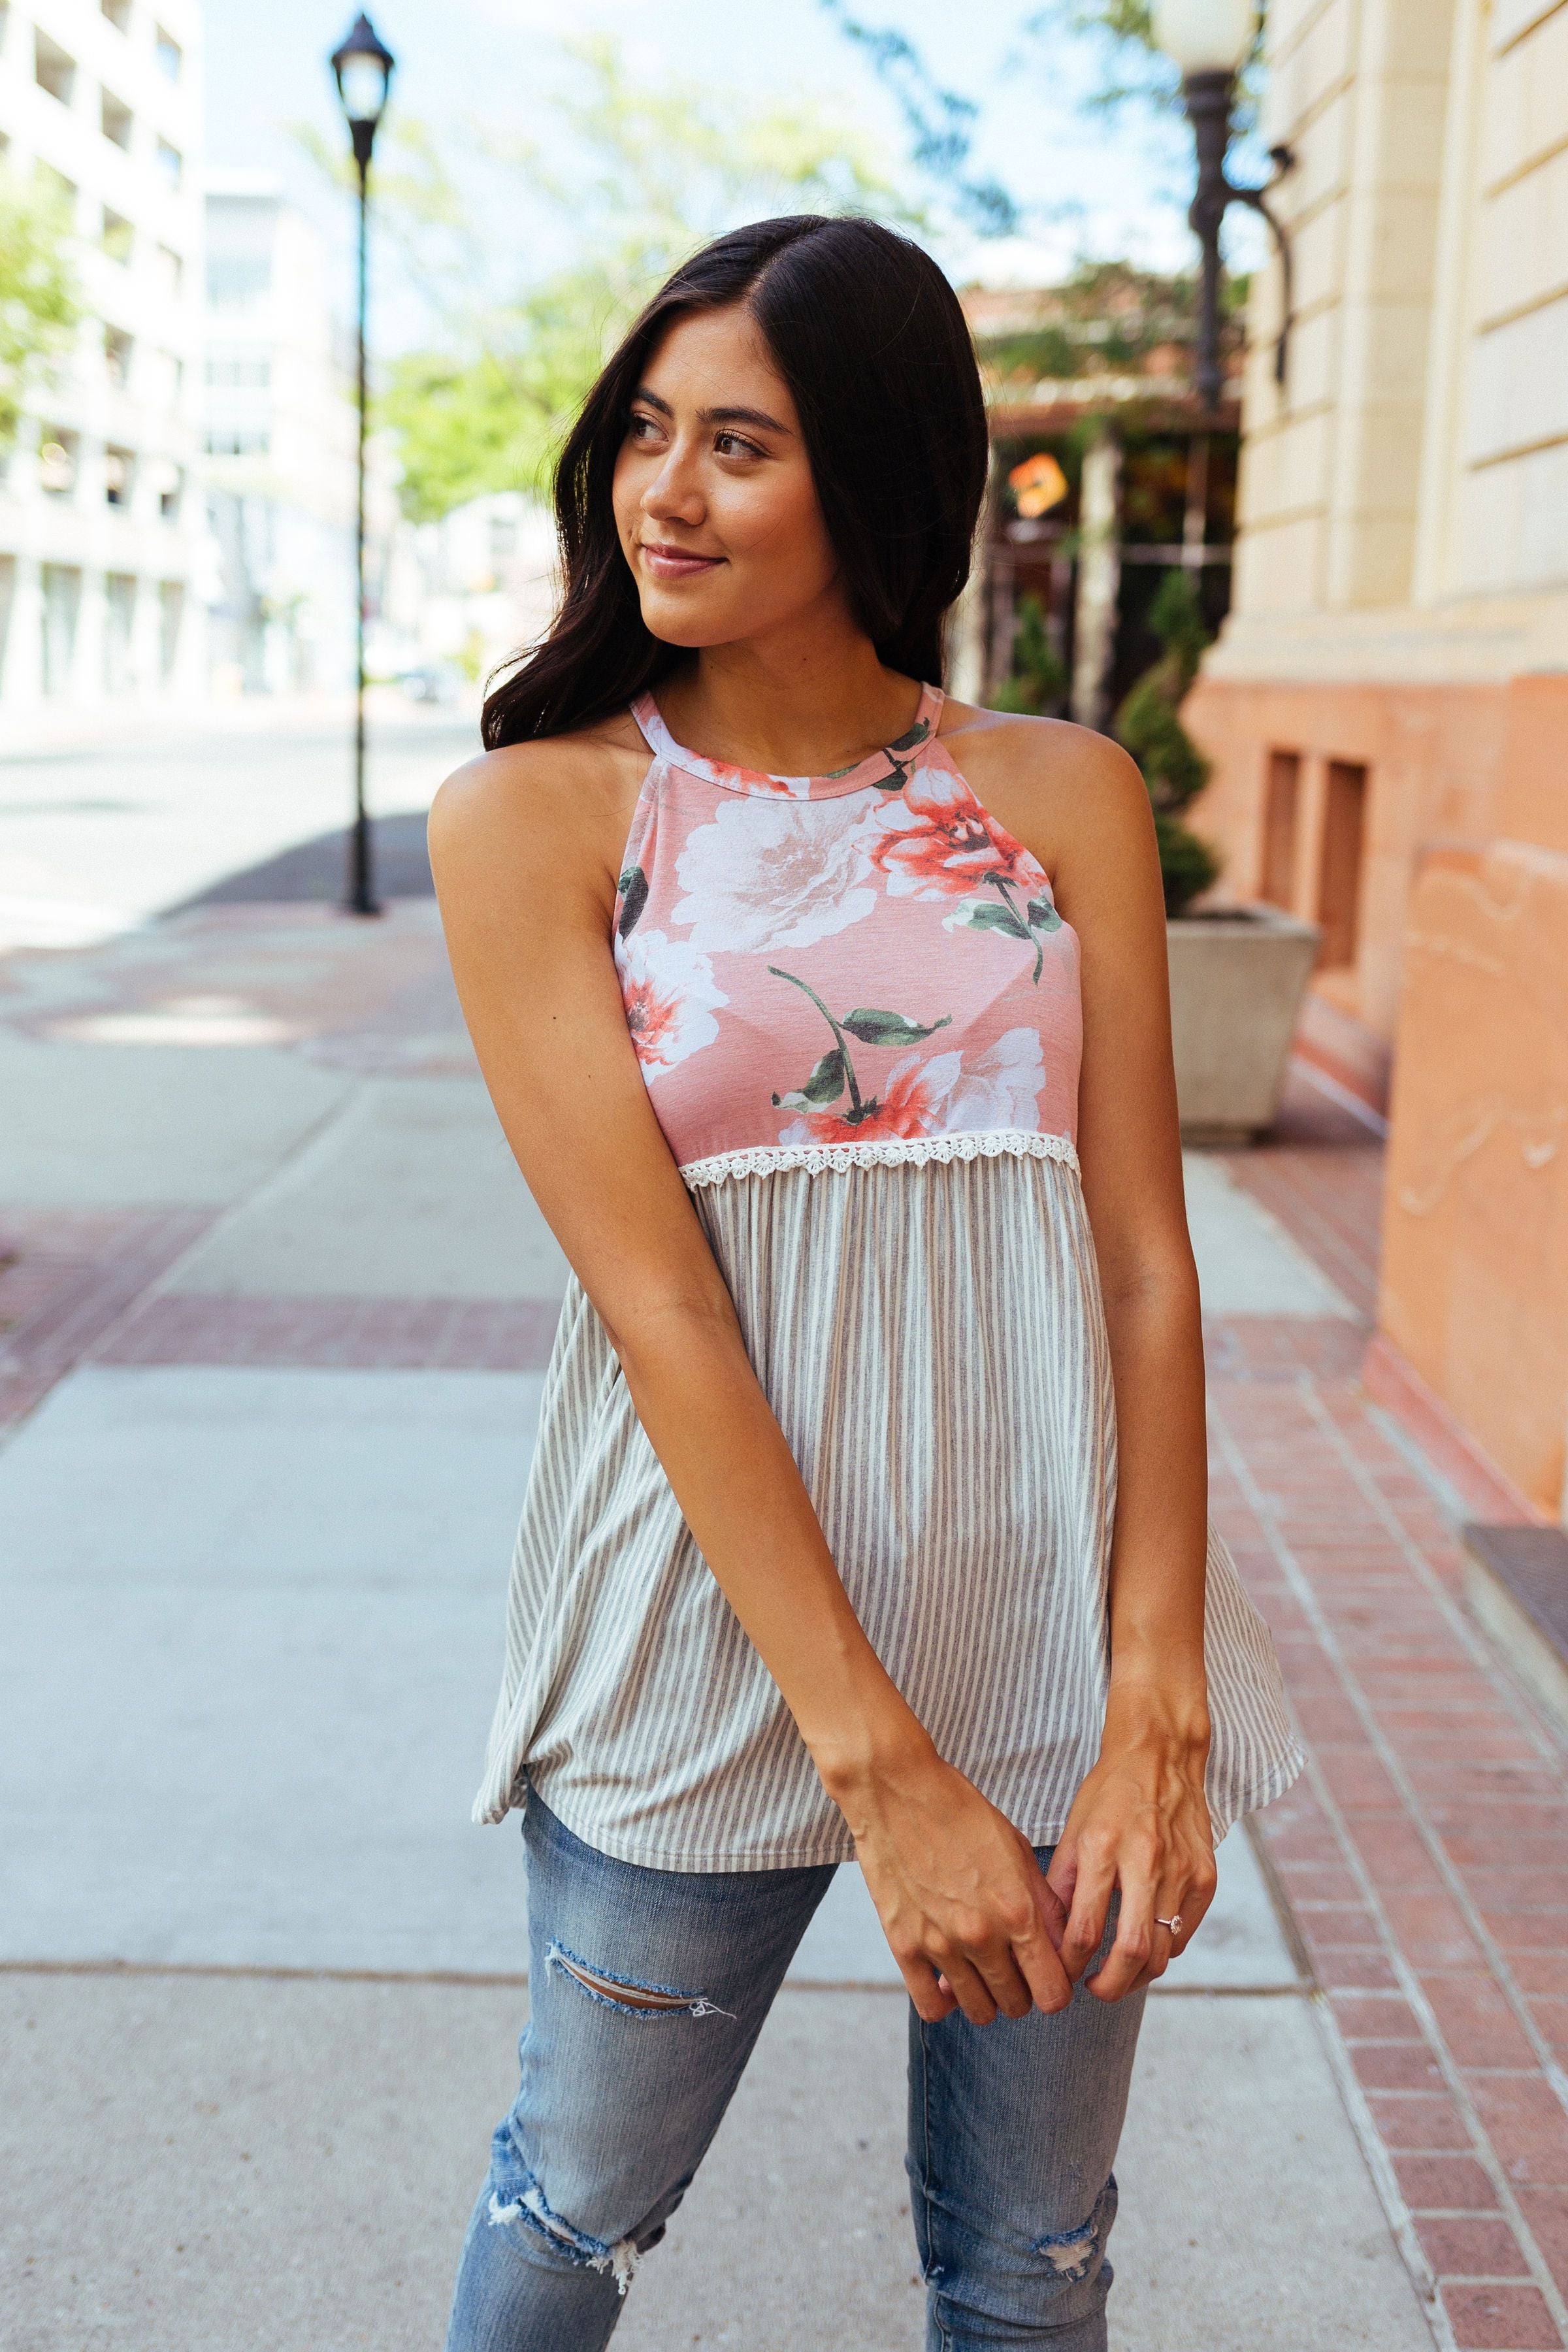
xmin=203 ymin=0 xmax=1265 ymax=348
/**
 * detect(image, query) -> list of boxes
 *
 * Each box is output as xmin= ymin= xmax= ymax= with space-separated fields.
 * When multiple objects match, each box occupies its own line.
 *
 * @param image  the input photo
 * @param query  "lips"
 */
xmin=639 ymin=540 xmax=724 ymax=581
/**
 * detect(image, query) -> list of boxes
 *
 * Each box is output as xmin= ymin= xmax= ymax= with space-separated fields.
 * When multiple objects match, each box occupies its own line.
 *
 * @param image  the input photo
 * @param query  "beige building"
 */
xmin=0 ymin=0 xmax=207 ymax=711
xmin=1188 ymin=0 xmax=1568 ymax=1517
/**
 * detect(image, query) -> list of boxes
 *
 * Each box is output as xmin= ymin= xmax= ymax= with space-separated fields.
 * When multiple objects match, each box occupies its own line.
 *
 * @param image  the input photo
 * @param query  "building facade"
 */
xmin=202 ymin=175 xmax=359 ymax=696
xmin=1188 ymin=0 xmax=1568 ymax=1518
xmin=0 ymin=0 xmax=206 ymax=712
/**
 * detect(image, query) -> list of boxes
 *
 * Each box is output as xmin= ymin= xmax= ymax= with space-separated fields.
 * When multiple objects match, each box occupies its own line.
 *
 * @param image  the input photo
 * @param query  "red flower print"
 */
xmin=791 ymin=1055 xmax=940 ymax=1143
xmin=868 ymin=770 xmax=1036 ymax=901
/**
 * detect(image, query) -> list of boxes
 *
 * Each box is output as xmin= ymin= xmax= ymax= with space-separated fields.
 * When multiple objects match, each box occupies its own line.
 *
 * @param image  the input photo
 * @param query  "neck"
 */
xmin=657 ymin=605 xmax=925 ymax=776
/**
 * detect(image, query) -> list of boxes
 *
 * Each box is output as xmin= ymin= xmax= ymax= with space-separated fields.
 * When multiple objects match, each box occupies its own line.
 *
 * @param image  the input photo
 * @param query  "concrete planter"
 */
xmin=1167 ymin=906 xmax=1322 ymax=1145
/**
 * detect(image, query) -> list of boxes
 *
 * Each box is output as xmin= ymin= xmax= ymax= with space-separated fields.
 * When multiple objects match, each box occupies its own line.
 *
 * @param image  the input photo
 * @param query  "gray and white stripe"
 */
xmin=474 ymin=1150 xmax=1303 ymax=1867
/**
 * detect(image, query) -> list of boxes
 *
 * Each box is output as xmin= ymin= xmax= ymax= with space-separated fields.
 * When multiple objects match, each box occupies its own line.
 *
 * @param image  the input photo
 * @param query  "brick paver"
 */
xmin=1203 ymin=1069 xmax=1568 ymax=2349
xmin=97 ymin=1291 xmax=562 ymax=1370
xmin=0 ymin=1208 xmax=212 ymax=1426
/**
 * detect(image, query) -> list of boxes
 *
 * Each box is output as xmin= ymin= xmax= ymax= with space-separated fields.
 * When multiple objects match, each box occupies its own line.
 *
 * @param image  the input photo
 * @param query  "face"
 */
xmin=611 ymin=304 xmax=847 ymax=649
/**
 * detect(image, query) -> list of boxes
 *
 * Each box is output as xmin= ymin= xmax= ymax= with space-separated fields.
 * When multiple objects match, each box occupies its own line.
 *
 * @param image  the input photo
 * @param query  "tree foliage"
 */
xmin=0 ymin=165 xmax=80 ymax=452
xmin=351 ymin=39 xmax=918 ymax=523
xmin=1113 ymin=568 xmax=1220 ymax=913
xmin=1021 ymin=1 xmax=1268 ymax=125
xmin=988 ymin=594 xmax=1067 ymax=715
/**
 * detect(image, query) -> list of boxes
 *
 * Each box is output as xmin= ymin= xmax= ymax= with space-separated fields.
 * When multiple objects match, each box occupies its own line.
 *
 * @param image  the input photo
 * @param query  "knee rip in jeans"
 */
xmin=545 ymin=1939 xmax=734 ymax=2020
xmin=1032 ymin=2178 xmax=1116 ymax=2287
xmin=488 ymin=2167 xmax=642 ymax=2296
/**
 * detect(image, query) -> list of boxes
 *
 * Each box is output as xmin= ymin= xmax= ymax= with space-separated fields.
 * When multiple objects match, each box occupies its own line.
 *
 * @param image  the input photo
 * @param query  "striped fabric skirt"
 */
xmin=472 ymin=1149 xmax=1303 ymax=1869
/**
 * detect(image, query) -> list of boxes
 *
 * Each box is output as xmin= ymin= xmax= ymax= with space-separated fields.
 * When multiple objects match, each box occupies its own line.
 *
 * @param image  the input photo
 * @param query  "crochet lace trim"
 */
xmin=679 ymin=1129 xmax=1080 ymax=1189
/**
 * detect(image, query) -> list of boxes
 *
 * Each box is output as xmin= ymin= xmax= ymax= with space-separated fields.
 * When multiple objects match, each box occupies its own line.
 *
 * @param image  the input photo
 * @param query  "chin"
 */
xmin=636 ymin=589 xmax=743 ymax=650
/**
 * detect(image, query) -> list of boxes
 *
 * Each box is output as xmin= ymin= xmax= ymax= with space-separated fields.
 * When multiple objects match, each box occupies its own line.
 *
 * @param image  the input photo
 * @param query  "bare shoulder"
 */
xmin=428 ymin=710 xmax=649 ymax=889
xmin=936 ymin=700 xmax=1151 ymax=872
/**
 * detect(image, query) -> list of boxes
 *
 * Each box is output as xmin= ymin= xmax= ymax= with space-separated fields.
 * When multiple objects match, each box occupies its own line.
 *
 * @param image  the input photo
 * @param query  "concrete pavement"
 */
xmin=0 ymin=726 xmax=1456 ymax=2345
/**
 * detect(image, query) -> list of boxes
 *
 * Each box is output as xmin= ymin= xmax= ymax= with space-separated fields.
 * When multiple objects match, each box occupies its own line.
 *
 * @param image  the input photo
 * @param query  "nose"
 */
xmin=640 ymin=436 xmax=706 ymax=529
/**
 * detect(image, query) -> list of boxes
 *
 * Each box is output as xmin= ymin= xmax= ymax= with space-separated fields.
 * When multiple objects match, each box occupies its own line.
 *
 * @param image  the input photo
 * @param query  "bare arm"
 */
xmin=957 ymin=708 xmax=1218 ymax=1999
xmin=428 ymin=734 xmax=1071 ymax=2025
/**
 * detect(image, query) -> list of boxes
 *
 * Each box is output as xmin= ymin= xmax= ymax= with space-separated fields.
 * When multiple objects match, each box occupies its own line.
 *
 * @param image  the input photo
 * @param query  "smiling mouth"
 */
xmin=639 ymin=541 xmax=725 ymax=580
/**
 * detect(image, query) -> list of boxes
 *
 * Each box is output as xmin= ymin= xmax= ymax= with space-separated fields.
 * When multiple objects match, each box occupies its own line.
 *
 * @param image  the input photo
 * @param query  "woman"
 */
xmin=431 ymin=213 xmax=1301 ymax=2352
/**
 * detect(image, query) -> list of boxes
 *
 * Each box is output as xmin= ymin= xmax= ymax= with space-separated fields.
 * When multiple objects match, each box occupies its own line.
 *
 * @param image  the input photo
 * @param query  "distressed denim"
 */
xmin=444 ymin=1790 xmax=1145 ymax=2352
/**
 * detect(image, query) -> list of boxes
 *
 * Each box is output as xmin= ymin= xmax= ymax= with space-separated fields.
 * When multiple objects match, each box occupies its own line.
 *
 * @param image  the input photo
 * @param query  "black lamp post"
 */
xmin=330 ymin=12 xmax=395 ymax=918
xmin=1152 ymin=1 xmax=1294 ymax=418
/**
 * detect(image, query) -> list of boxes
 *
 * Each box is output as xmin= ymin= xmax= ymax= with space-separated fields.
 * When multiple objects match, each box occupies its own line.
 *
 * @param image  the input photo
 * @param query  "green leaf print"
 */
xmin=616 ymin=864 xmax=649 ymax=940
xmin=772 ymin=1046 xmax=847 ymax=1111
xmin=840 ymin=1008 xmax=955 ymax=1047
xmin=1027 ymin=894 xmax=1062 ymax=934
xmin=767 ymin=964 xmax=954 ymax=1124
xmin=949 ymin=900 xmax=1031 ymax=942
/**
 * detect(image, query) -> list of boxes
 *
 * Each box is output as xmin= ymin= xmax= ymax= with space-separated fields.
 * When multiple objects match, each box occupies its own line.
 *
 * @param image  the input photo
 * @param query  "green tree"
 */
xmin=988 ymin=594 xmax=1067 ymax=715
xmin=336 ymin=39 xmax=917 ymax=523
xmin=0 ymin=165 xmax=79 ymax=453
xmin=1113 ymin=568 xmax=1220 ymax=915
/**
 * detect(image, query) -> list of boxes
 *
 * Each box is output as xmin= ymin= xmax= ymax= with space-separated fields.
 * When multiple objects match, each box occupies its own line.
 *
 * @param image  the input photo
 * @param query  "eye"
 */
xmin=626 ymin=410 xmax=663 ymax=442
xmin=714 ymin=430 xmax=765 ymax=461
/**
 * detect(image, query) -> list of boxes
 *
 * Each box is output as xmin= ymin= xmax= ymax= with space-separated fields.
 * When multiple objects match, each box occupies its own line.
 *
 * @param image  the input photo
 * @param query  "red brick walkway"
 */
xmin=1211 ymin=1065 xmax=1568 ymax=2352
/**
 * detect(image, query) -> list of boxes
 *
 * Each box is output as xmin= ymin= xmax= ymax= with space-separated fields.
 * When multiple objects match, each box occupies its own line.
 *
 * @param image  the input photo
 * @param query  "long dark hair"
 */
xmin=482 ymin=214 xmax=988 ymax=748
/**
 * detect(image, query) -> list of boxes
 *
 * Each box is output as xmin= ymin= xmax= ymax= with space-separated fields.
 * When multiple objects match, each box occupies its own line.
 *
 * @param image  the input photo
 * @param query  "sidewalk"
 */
xmin=2 ymin=894 xmax=1565 ymax=2349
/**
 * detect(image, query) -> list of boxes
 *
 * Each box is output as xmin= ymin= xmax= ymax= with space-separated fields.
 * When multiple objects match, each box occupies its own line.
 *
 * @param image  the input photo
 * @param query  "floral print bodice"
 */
xmin=615 ymin=684 xmax=1083 ymax=1186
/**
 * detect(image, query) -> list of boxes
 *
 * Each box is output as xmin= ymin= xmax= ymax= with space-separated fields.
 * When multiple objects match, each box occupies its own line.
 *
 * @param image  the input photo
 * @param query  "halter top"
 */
xmin=612 ymin=683 xmax=1084 ymax=1186
xmin=470 ymin=689 xmax=1303 ymax=1867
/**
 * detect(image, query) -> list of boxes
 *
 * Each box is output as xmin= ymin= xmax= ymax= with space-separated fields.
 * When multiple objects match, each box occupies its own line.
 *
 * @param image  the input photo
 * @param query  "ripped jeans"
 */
xmin=444 ymin=1789 xmax=1146 ymax=2352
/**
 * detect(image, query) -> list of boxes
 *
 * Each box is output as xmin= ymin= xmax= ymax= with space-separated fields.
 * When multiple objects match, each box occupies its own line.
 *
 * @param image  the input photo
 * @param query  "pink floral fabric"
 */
xmin=615 ymin=685 xmax=1082 ymax=1177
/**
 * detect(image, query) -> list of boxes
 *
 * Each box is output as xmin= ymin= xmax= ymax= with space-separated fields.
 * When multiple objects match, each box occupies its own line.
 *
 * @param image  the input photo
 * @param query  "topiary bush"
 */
xmin=1113 ymin=568 xmax=1221 ymax=917
xmin=988 ymin=592 xmax=1067 ymax=717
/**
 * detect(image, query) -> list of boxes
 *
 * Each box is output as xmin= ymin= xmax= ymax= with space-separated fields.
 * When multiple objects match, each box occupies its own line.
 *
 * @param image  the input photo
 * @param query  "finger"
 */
xmin=1089 ymin=1866 xmax=1162 ymax=2002
xmin=1010 ymin=1902 xmax=1075 ymax=2014
xmin=896 ymin=1952 xmax=958 ymax=2025
xmin=1061 ymin=1846 xmax=1117 ymax=1984
xmin=968 ymin=1940 xmax=1036 ymax=2023
xmin=933 ymin=1950 xmax=1001 ymax=2027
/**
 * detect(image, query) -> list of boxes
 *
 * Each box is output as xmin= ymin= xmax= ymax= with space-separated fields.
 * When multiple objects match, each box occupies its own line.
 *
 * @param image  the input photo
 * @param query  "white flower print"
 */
xmin=617 ymin=930 xmax=727 ymax=1081
xmin=943 ymin=1026 xmax=1045 ymax=1129
xmin=672 ymin=796 xmax=878 ymax=955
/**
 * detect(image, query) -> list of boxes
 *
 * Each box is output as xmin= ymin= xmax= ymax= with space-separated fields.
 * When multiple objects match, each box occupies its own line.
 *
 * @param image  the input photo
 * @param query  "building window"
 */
xmin=101 ymin=0 xmax=131 ymax=29
xmin=105 ymin=573 xmax=137 ymax=694
xmin=105 ymin=327 xmax=134 ymax=388
xmin=206 ymin=255 xmax=270 ymax=308
xmin=155 ymin=138 xmax=182 ymax=191
xmin=205 ymin=351 xmax=271 ymax=388
xmin=105 ymin=447 xmax=135 ymax=507
xmin=38 ymin=431 xmax=78 ymax=496
xmin=155 ymin=244 xmax=182 ymax=297
xmin=158 ymin=464 xmax=182 ymax=521
xmin=204 ymin=430 xmax=270 ymax=457
xmin=158 ymin=581 xmax=183 ymax=681
xmin=489 ymin=511 xmax=519 ymax=563
xmin=41 ymin=564 xmax=82 ymax=696
xmin=1261 ymin=751 xmax=1300 ymax=909
xmin=102 ymin=206 xmax=134 ymax=263
xmin=101 ymin=89 xmax=133 ymax=149
xmin=35 ymin=29 xmax=76 ymax=104
xmin=1318 ymin=761 xmax=1368 ymax=970
xmin=39 ymin=164 xmax=76 ymax=225
xmin=155 ymin=24 xmax=181 ymax=78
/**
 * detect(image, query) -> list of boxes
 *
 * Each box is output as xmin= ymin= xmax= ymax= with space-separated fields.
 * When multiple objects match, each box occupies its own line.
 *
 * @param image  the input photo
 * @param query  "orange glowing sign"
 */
xmin=1008 ymin=452 xmax=1069 ymax=519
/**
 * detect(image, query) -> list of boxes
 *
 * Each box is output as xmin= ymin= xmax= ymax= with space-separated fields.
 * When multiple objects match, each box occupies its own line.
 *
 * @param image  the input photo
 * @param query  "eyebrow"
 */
xmin=630 ymin=386 xmax=794 ymax=436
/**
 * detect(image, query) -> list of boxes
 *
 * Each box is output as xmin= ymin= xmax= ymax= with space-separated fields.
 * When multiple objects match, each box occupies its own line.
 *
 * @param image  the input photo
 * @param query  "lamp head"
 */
xmin=331 ymin=12 xmax=395 ymax=146
xmin=1150 ymin=0 xmax=1257 ymax=76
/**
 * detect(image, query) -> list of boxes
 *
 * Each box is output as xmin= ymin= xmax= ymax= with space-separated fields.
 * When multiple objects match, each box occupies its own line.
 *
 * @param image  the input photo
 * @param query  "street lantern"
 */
xmin=330 ymin=12 xmax=395 ymax=917
xmin=1151 ymin=1 xmax=1294 ymax=416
